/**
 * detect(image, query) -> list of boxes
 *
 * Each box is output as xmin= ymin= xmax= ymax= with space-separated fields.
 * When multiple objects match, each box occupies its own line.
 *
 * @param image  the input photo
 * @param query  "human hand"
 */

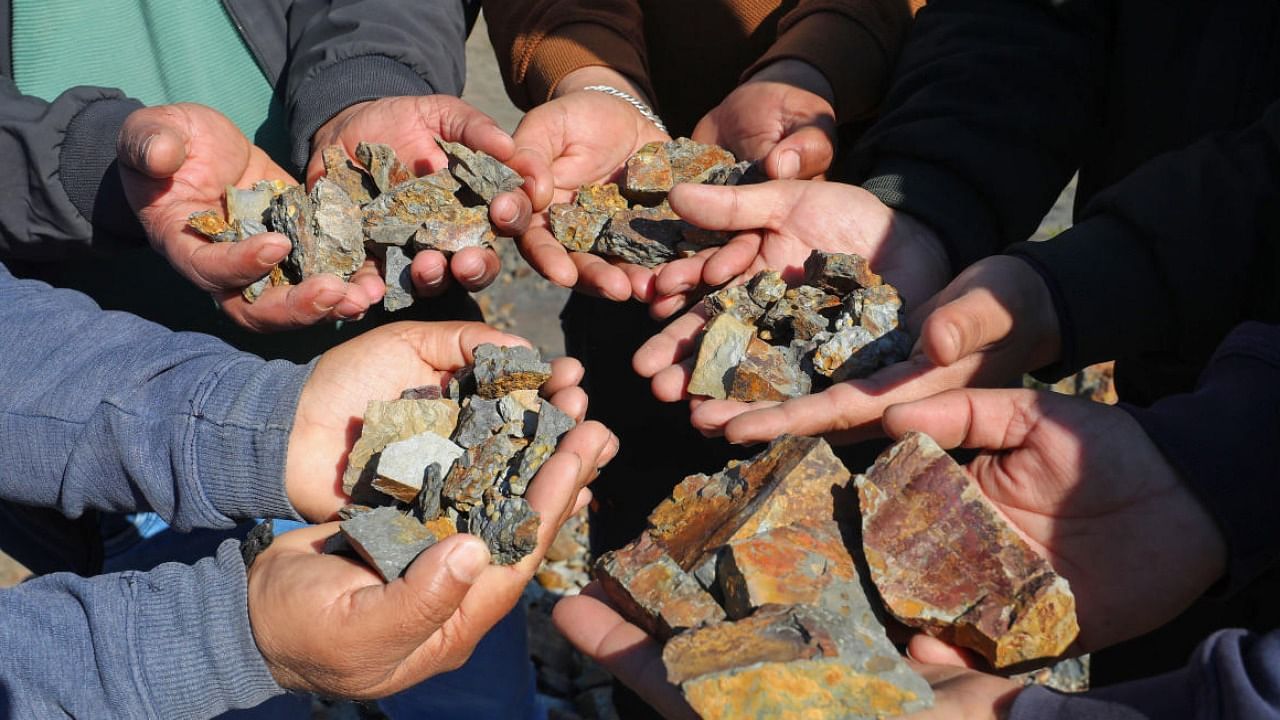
xmin=512 ymin=67 xmax=671 ymax=301
xmin=117 ymin=103 xmax=377 ymax=331
xmin=899 ymin=654 xmax=1024 ymax=720
xmin=309 ymin=96 xmax=545 ymax=296
xmin=883 ymin=388 xmax=1226 ymax=654
xmin=250 ymin=418 xmax=617 ymax=698
xmin=692 ymin=59 xmax=837 ymax=181
xmin=285 ymin=321 xmax=591 ymax=521
xmin=639 ymin=255 xmax=1059 ymax=445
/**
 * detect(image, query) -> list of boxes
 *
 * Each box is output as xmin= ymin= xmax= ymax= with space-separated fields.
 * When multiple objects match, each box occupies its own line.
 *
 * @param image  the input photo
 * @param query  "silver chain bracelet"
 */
xmin=582 ymin=84 xmax=669 ymax=135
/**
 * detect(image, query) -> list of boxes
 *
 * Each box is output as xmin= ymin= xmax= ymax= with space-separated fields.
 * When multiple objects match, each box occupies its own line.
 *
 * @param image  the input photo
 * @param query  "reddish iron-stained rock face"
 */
xmin=593 ymin=533 xmax=726 ymax=640
xmin=729 ymin=336 xmax=811 ymax=402
xmin=716 ymin=524 xmax=852 ymax=619
xmin=856 ymin=432 xmax=1079 ymax=667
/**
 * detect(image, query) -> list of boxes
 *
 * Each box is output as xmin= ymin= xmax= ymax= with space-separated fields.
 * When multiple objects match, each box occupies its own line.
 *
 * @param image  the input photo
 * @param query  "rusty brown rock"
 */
xmin=623 ymin=138 xmax=738 ymax=205
xmin=413 ymin=205 xmax=496 ymax=253
xmin=666 ymin=137 xmax=738 ymax=186
xmin=323 ymin=145 xmax=375 ymax=204
xmin=594 ymin=533 xmax=726 ymax=640
xmin=472 ymin=343 xmax=552 ymax=399
xmin=687 ymin=313 xmax=755 ymax=399
xmin=187 ymin=210 xmax=238 ymax=243
xmin=363 ymin=176 xmax=461 ymax=228
xmin=803 ymin=250 xmax=882 ymax=294
xmin=342 ymin=398 xmax=461 ymax=494
xmin=703 ymin=285 xmax=764 ymax=325
xmin=857 ymin=432 xmax=1079 ymax=667
xmin=622 ymin=141 xmax=674 ymax=204
xmin=576 ymin=183 xmax=630 ymax=214
xmin=662 ymin=604 xmax=836 ymax=684
xmin=549 ymin=203 xmax=605 ymax=253
xmin=728 ymin=336 xmax=811 ymax=402
xmin=442 ymin=432 xmax=527 ymax=511
xmin=355 ymin=142 xmax=416 ymax=195
xmin=716 ymin=525 xmax=851 ymax=619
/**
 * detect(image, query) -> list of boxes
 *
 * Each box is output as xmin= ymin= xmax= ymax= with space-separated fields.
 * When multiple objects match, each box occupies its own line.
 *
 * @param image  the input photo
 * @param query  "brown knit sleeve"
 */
xmin=482 ymin=0 xmax=654 ymax=110
xmin=742 ymin=0 xmax=924 ymax=122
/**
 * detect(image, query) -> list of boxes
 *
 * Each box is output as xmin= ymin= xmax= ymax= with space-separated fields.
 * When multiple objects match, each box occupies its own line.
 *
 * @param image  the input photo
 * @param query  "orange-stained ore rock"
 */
xmin=594 ymin=533 xmax=726 ymax=640
xmin=856 ymin=431 xmax=1080 ymax=667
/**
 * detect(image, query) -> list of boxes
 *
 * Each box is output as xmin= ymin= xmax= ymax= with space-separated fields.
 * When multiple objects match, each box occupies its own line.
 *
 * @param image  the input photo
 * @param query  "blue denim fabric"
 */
xmin=105 ymin=514 xmax=541 ymax=720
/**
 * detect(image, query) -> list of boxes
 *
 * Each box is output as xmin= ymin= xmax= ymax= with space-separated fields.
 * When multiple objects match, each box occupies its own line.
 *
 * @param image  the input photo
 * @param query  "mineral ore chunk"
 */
xmin=747 ymin=270 xmax=787 ymax=308
xmin=472 ymin=344 xmax=553 ymax=399
xmin=666 ymin=138 xmax=738 ymax=186
xmin=452 ymin=397 xmax=505 ymax=448
xmin=716 ymin=525 xmax=851 ymax=619
xmin=340 ymin=506 xmax=442 ymax=582
xmin=687 ymin=314 xmax=755 ymax=399
xmin=575 ymin=183 xmax=629 ymax=214
xmin=414 ymin=205 xmax=496 ymax=253
xmin=363 ymin=176 xmax=460 ymax=228
xmin=729 ymin=337 xmax=811 ymax=402
xmin=226 ymin=180 xmax=286 ymax=237
xmin=512 ymin=401 xmax=577 ymax=495
xmin=549 ymin=203 xmax=607 ymax=252
xmin=309 ymin=178 xmax=366 ymax=275
xmin=662 ymin=604 xmax=836 ymax=684
xmin=856 ymin=432 xmax=1079 ymax=667
xmin=803 ymin=250 xmax=882 ymax=294
xmin=343 ymin=399 xmax=461 ymax=493
xmin=596 ymin=204 xmax=687 ymax=267
xmin=356 ymin=142 xmax=415 ymax=195
xmin=623 ymin=138 xmax=738 ymax=204
xmin=436 ymin=138 xmax=524 ymax=202
xmin=187 ymin=210 xmax=238 ymax=243
xmin=442 ymin=432 xmax=527 ymax=511
xmin=594 ymin=533 xmax=727 ymax=640
xmin=703 ymin=285 xmax=764 ymax=325
xmin=815 ymin=327 xmax=912 ymax=382
xmin=468 ymin=492 xmax=541 ymax=565
xmin=371 ymin=431 xmax=465 ymax=504
xmin=622 ymin=141 xmax=675 ymax=204
xmin=383 ymin=245 xmax=415 ymax=312
xmin=322 ymin=145 xmax=375 ymax=204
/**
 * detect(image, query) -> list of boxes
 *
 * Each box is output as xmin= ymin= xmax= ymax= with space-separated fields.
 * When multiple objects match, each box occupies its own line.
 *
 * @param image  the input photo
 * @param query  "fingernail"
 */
xmin=778 ymin=151 xmax=800 ymax=178
xmin=464 ymin=268 xmax=486 ymax=283
xmin=257 ymin=245 xmax=284 ymax=265
xmin=445 ymin=540 xmax=490 ymax=583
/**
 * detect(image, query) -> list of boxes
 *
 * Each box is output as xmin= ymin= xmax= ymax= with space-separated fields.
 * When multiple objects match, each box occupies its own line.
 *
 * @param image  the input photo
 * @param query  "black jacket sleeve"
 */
xmin=0 ymin=79 xmax=146 ymax=261
xmin=847 ymin=0 xmax=1110 ymax=274
xmin=1006 ymin=101 xmax=1280 ymax=377
xmin=283 ymin=0 xmax=472 ymax=171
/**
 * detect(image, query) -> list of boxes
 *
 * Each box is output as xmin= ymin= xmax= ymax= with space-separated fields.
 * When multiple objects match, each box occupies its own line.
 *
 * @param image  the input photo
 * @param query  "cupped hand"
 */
xmin=884 ymin=388 xmax=1226 ymax=654
xmin=250 ymin=418 xmax=617 ymax=698
xmin=309 ymin=96 xmax=545 ymax=296
xmin=640 ymin=255 xmax=1060 ymax=445
xmin=692 ymin=58 xmax=837 ymax=181
xmin=285 ymin=321 xmax=591 ymax=521
xmin=512 ymin=80 xmax=671 ymax=301
xmin=117 ymin=103 xmax=379 ymax=331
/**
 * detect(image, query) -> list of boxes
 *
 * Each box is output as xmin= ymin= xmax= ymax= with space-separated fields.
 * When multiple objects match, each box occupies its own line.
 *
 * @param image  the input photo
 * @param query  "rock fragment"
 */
xmin=187 ymin=210 xmax=238 ymax=243
xmin=468 ymin=492 xmax=541 ymax=565
xmin=382 ymin=245 xmax=415 ymax=312
xmin=342 ymin=398 xmax=460 ymax=494
xmin=703 ymin=284 xmax=764 ymax=325
xmin=729 ymin=337 xmax=810 ymax=402
xmin=413 ymin=205 xmax=495 ymax=252
xmin=857 ymin=432 xmax=1079 ymax=667
xmin=356 ymin=142 xmax=415 ymax=195
xmin=323 ymin=145 xmax=375 ymax=204
xmin=340 ymin=506 xmax=443 ymax=582
xmin=513 ymin=401 xmax=576 ymax=495
xmin=436 ymin=138 xmax=524 ymax=202
xmin=596 ymin=204 xmax=686 ymax=267
xmin=362 ymin=175 xmax=461 ymax=228
xmin=371 ymin=431 xmax=465 ymax=503
xmin=687 ymin=313 xmax=755 ymax=400
xmin=804 ymin=250 xmax=882 ymax=294
xmin=472 ymin=344 xmax=553 ymax=398
xmin=442 ymin=432 xmax=527 ymax=511
xmin=622 ymin=142 xmax=675 ymax=204
xmin=716 ymin=524 xmax=850 ymax=619
xmin=594 ymin=533 xmax=727 ymax=640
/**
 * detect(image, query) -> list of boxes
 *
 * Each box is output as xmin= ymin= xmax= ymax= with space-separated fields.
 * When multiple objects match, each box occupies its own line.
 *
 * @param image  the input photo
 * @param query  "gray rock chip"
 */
xmin=414 ymin=463 xmax=447 ymax=521
xmin=596 ymin=205 xmax=686 ymax=267
xmin=803 ymin=250 xmax=881 ymax=295
xmin=468 ymin=492 xmax=540 ymax=565
xmin=452 ymin=397 xmax=505 ymax=448
xmin=341 ymin=506 xmax=441 ymax=581
xmin=355 ymin=142 xmax=415 ymax=195
xmin=436 ymin=138 xmax=524 ymax=203
xmin=512 ymin=401 xmax=577 ymax=495
xmin=688 ymin=313 xmax=756 ymax=399
xmin=372 ymin=431 xmax=465 ymax=504
xmin=704 ymin=284 xmax=765 ymax=325
xmin=472 ymin=344 xmax=553 ymax=399
xmin=413 ymin=206 xmax=496 ymax=253
xmin=322 ymin=146 xmax=375 ymax=205
xmin=383 ymin=245 xmax=415 ymax=313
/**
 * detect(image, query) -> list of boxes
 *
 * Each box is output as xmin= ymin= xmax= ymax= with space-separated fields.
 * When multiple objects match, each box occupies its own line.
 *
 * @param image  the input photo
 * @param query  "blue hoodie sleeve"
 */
xmin=0 ymin=262 xmax=306 ymax=529
xmin=0 ymin=539 xmax=286 ymax=718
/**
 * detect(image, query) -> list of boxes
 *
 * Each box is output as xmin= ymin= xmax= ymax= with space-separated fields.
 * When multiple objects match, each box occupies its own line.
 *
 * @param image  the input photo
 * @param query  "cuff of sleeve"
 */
xmin=1010 ymin=685 xmax=1150 ymax=720
xmin=134 ymin=540 xmax=285 ymax=716
xmin=60 ymin=96 xmax=147 ymax=245
xmin=190 ymin=357 xmax=312 ymax=522
xmin=745 ymin=12 xmax=891 ymax=122
xmin=1006 ymin=216 xmax=1169 ymax=374
xmin=288 ymin=55 xmax=435 ymax=173
xmin=1122 ymin=327 xmax=1280 ymax=593
xmin=1008 ymin=251 xmax=1078 ymax=383
xmin=860 ymin=156 xmax=1003 ymax=275
xmin=519 ymin=22 xmax=654 ymax=109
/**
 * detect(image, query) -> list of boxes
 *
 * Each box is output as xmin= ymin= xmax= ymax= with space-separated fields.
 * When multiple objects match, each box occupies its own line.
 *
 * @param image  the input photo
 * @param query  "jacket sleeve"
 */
xmin=482 ymin=0 xmax=651 ymax=110
xmin=0 ymin=540 xmax=284 ymax=718
xmin=1005 ymin=100 xmax=1280 ymax=377
xmin=0 ymin=262 xmax=306 ymax=530
xmin=1119 ymin=322 xmax=1280 ymax=593
xmin=0 ymin=78 xmax=147 ymax=262
xmin=283 ymin=0 xmax=471 ymax=171
xmin=848 ymin=0 xmax=1109 ymax=274
xmin=743 ymin=0 xmax=921 ymax=122
xmin=1011 ymin=629 xmax=1280 ymax=720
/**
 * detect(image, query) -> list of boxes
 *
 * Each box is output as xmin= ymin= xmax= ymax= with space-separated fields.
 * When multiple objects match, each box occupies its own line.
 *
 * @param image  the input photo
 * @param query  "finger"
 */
xmin=570 ymin=252 xmax=634 ymax=301
xmin=654 ymin=254 xmax=710 ymax=297
xmin=411 ymin=250 xmax=452 ymax=298
xmin=331 ymin=279 xmax=377 ymax=322
xmin=667 ymin=181 xmax=800 ymax=233
xmin=504 ymin=146 xmax=555 ymax=211
xmin=547 ymin=386 xmax=589 ymax=423
xmin=648 ymin=292 xmax=691 ymax=321
xmin=572 ymin=488 xmax=593 ymax=515
xmin=763 ymin=125 xmax=835 ymax=181
xmin=220 ymin=275 xmax=349 ymax=332
xmin=650 ymin=360 xmax=694 ymax=403
xmin=449 ymin=247 xmax=501 ymax=291
xmin=352 ymin=534 xmax=491 ymax=655
xmin=919 ymin=288 xmax=1015 ymax=368
xmin=489 ymin=191 xmax=533 ymax=236
xmin=347 ymin=260 xmax=387 ymax=308
xmin=118 ymin=107 xmax=191 ymax=178
xmin=394 ymin=320 xmax=529 ymax=371
xmin=620 ymin=262 xmax=657 ymax=303
xmin=881 ymin=388 xmax=1044 ymax=451
xmin=445 ymin=103 xmax=516 ymax=162
xmin=633 ymin=309 xmax=708 ymax=377
xmin=690 ymin=398 xmax=779 ymax=436
xmin=516 ymin=225 xmax=580 ymax=288
xmin=179 ymin=232 xmax=291 ymax=291
xmin=701 ymin=233 xmax=763 ymax=288
xmin=907 ymin=635 xmax=986 ymax=670
xmin=554 ymin=589 xmax=699 ymax=720
xmin=544 ymin=356 xmax=586 ymax=396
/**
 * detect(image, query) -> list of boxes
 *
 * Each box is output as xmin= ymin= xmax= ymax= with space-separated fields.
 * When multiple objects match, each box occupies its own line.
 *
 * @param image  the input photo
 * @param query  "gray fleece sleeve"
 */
xmin=0 ymin=262 xmax=306 ymax=528
xmin=0 ymin=540 xmax=285 ymax=718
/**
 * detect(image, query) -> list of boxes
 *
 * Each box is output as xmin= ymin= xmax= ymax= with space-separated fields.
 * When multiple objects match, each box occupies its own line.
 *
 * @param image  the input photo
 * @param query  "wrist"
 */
xmin=556 ymin=66 xmax=654 ymax=106
xmin=743 ymin=58 xmax=836 ymax=108
xmin=310 ymin=99 xmax=374 ymax=155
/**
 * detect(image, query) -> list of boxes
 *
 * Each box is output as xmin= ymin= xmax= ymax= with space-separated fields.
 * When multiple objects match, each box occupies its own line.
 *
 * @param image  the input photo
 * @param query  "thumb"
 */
xmin=118 ymin=107 xmax=191 ymax=178
xmin=667 ymin=181 xmax=803 ymax=233
xmin=764 ymin=125 xmax=835 ymax=180
xmin=917 ymin=287 xmax=1014 ymax=368
xmin=359 ymin=534 xmax=491 ymax=656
